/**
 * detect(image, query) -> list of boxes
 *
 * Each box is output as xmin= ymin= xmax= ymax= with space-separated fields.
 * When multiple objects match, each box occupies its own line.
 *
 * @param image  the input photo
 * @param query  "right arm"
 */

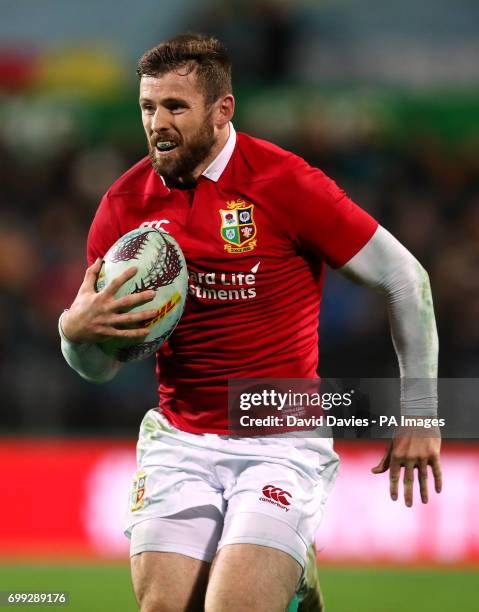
xmin=59 ymin=190 xmax=156 ymax=383
xmin=59 ymin=258 xmax=157 ymax=383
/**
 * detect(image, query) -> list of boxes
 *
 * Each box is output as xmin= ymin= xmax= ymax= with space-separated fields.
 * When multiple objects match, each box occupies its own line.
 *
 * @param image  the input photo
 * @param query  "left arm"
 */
xmin=278 ymin=161 xmax=441 ymax=505
xmin=340 ymin=225 xmax=441 ymax=506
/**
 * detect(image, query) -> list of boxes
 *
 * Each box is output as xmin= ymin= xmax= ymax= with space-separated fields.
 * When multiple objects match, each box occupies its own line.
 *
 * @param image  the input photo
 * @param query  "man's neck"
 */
xmin=191 ymin=123 xmax=230 ymax=180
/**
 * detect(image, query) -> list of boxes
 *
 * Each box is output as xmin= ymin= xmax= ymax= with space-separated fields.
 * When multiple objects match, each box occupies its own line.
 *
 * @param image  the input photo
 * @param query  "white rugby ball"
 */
xmin=95 ymin=227 xmax=188 ymax=362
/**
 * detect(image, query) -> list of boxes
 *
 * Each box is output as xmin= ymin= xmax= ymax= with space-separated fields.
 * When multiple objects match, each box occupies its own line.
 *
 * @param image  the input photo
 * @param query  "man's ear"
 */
xmin=214 ymin=94 xmax=235 ymax=128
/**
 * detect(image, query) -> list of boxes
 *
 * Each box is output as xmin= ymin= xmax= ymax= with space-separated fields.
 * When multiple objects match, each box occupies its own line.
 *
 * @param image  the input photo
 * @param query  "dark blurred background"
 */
xmin=1 ymin=0 xmax=478 ymax=435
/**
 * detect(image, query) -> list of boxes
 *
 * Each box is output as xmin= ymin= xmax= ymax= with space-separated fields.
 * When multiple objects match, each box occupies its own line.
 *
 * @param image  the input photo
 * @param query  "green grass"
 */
xmin=0 ymin=564 xmax=136 ymax=612
xmin=319 ymin=567 xmax=479 ymax=612
xmin=0 ymin=563 xmax=477 ymax=611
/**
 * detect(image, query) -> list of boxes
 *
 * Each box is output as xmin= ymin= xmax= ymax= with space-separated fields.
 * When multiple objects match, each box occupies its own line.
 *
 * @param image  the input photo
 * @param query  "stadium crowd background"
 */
xmin=0 ymin=0 xmax=478 ymax=437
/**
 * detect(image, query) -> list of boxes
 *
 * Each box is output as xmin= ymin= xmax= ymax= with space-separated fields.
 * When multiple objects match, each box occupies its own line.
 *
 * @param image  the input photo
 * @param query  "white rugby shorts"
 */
xmin=125 ymin=409 xmax=339 ymax=568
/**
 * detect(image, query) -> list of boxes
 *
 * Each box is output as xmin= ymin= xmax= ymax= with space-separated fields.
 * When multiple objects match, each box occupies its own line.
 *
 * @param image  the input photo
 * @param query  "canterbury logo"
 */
xmin=260 ymin=484 xmax=292 ymax=509
xmin=140 ymin=219 xmax=170 ymax=233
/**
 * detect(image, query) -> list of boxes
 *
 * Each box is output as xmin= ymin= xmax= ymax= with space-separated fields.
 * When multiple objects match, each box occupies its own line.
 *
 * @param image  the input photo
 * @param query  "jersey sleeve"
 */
xmin=284 ymin=159 xmax=378 ymax=268
xmin=86 ymin=192 xmax=121 ymax=265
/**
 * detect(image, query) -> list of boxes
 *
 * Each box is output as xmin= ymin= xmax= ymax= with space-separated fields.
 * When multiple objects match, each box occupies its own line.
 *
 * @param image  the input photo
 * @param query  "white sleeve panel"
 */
xmin=58 ymin=312 xmax=121 ymax=384
xmin=340 ymin=225 xmax=439 ymax=415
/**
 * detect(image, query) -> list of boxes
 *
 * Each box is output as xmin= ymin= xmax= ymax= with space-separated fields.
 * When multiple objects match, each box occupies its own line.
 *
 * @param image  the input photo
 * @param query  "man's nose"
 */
xmin=151 ymin=108 xmax=171 ymax=133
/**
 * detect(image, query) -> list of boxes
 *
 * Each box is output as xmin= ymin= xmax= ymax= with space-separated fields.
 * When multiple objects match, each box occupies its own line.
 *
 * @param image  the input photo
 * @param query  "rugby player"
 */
xmin=59 ymin=34 xmax=441 ymax=612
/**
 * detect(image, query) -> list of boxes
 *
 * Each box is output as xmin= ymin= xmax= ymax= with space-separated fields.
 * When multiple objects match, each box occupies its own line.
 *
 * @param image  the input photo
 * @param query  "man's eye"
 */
xmin=142 ymin=105 xmax=155 ymax=114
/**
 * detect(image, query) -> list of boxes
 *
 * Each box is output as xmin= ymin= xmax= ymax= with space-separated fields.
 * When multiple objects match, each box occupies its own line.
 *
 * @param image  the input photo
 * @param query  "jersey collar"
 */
xmin=201 ymin=122 xmax=236 ymax=182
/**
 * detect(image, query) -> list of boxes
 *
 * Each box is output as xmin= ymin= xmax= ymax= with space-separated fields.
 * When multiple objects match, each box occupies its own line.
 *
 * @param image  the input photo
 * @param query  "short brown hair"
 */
xmin=137 ymin=33 xmax=232 ymax=105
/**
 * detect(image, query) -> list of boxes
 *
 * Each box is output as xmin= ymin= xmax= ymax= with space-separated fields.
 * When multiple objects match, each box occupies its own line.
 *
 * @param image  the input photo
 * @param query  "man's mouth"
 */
xmin=155 ymin=140 xmax=179 ymax=154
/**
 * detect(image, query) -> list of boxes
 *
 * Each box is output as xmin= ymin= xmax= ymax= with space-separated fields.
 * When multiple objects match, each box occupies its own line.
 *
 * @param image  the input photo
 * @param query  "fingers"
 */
xmin=389 ymin=457 xmax=401 ymax=502
xmin=96 ymin=306 xmax=159 ymax=338
xmin=388 ymin=457 xmax=441 ymax=506
xmin=418 ymin=459 xmax=429 ymax=504
xmin=82 ymin=260 xmax=156 ymax=310
xmin=97 ymin=325 xmax=152 ymax=339
xmin=403 ymin=463 xmax=415 ymax=507
xmin=109 ymin=308 xmax=158 ymax=327
xmin=113 ymin=290 xmax=156 ymax=311
xmin=398 ymin=460 xmax=439 ymax=507
xmin=103 ymin=266 xmax=139 ymax=296
xmin=67 ymin=259 xmax=160 ymax=343
xmin=430 ymin=457 xmax=443 ymax=494
xmin=381 ymin=435 xmax=443 ymax=507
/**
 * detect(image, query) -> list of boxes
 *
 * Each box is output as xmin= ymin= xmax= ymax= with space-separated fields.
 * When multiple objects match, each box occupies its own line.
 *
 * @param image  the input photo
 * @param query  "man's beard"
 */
xmin=149 ymin=117 xmax=216 ymax=188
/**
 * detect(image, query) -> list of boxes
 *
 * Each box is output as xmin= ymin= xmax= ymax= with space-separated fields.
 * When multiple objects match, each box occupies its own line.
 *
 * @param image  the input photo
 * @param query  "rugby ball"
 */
xmin=95 ymin=227 xmax=188 ymax=362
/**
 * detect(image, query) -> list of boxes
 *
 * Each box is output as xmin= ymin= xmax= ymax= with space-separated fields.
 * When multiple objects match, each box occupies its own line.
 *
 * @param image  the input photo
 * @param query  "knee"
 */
xmin=137 ymin=584 xmax=205 ymax=612
xmin=138 ymin=593 xmax=185 ymax=612
xmin=138 ymin=592 xmax=169 ymax=612
xmin=135 ymin=580 xmax=183 ymax=612
xmin=205 ymin=593 xmax=287 ymax=612
xmin=205 ymin=581 xmax=286 ymax=612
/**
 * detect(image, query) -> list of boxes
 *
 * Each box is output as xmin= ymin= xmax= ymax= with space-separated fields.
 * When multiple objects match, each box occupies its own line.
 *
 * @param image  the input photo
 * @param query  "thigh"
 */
xmin=125 ymin=410 xmax=224 ymax=538
xmin=217 ymin=467 xmax=329 ymax=570
xmin=205 ymin=543 xmax=301 ymax=612
xmin=129 ymin=506 xmax=223 ymax=562
xmin=130 ymin=506 xmax=224 ymax=612
xmin=207 ymin=438 xmax=338 ymax=610
xmin=131 ymin=551 xmax=210 ymax=612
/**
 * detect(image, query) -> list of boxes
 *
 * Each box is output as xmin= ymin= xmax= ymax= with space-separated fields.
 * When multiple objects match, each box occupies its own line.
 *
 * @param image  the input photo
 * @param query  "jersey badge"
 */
xmin=130 ymin=470 xmax=147 ymax=512
xmin=219 ymin=199 xmax=257 ymax=253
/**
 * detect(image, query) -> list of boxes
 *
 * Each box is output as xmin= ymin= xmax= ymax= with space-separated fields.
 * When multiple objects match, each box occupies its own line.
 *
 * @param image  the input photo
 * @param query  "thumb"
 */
xmin=371 ymin=458 xmax=388 ymax=474
xmin=82 ymin=257 xmax=103 ymax=289
xmin=371 ymin=441 xmax=392 ymax=474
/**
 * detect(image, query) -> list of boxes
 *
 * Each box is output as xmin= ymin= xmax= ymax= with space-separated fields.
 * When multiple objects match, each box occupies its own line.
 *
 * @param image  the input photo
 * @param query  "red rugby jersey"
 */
xmin=87 ymin=130 xmax=378 ymax=433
